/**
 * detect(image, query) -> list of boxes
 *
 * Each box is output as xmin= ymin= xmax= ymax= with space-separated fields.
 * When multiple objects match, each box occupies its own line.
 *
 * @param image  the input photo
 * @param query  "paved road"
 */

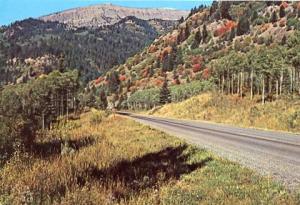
xmin=118 ymin=112 xmax=300 ymax=190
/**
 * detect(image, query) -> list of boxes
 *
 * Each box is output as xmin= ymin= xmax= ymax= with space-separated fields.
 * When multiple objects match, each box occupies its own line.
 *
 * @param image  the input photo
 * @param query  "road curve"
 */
xmin=118 ymin=112 xmax=300 ymax=190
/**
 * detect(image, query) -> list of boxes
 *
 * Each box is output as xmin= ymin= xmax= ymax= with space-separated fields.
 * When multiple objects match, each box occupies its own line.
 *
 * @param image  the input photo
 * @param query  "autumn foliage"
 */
xmin=193 ymin=64 xmax=202 ymax=73
xmin=202 ymin=68 xmax=211 ymax=79
xmin=214 ymin=20 xmax=236 ymax=37
xmin=119 ymin=75 xmax=126 ymax=81
xmin=95 ymin=77 xmax=104 ymax=85
xmin=191 ymin=55 xmax=204 ymax=73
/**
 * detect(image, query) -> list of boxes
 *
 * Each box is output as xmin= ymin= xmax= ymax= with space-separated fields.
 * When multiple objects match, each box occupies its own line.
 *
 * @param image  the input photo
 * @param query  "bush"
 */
xmin=90 ymin=110 xmax=109 ymax=125
xmin=253 ymin=18 xmax=264 ymax=26
xmin=287 ymin=18 xmax=299 ymax=29
xmin=257 ymin=36 xmax=265 ymax=45
xmin=287 ymin=111 xmax=300 ymax=130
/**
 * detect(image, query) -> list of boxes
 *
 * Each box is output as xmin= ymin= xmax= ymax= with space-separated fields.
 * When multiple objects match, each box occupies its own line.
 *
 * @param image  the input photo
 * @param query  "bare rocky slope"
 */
xmin=40 ymin=4 xmax=189 ymax=28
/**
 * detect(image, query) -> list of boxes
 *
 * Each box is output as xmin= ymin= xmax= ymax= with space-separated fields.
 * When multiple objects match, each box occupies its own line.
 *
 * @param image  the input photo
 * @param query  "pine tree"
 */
xmin=194 ymin=28 xmax=202 ymax=44
xmin=175 ymin=48 xmax=183 ymax=65
xmin=179 ymin=16 xmax=184 ymax=24
xmin=162 ymin=54 xmax=169 ymax=73
xmin=279 ymin=5 xmax=285 ymax=18
xmin=202 ymin=24 xmax=208 ymax=43
xmin=159 ymin=78 xmax=171 ymax=104
xmin=220 ymin=1 xmax=232 ymax=20
xmin=251 ymin=10 xmax=258 ymax=22
xmin=185 ymin=24 xmax=190 ymax=40
xmin=281 ymin=35 xmax=287 ymax=45
xmin=168 ymin=53 xmax=175 ymax=71
xmin=228 ymin=28 xmax=236 ymax=41
xmin=155 ymin=59 xmax=161 ymax=69
xmin=99 ymin=90 xmax=108 ymax=110
xmin=270 ymin=11 xmax=278 ymax=23
xmin=149 ymin=65 xmax=154 ymax=77
xmin=237 ymin=16 xmax=250 ymax=36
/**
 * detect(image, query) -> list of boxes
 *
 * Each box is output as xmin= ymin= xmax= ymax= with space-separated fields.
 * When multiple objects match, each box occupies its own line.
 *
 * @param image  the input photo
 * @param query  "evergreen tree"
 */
xmin=155 ymin=59 xmax=161 ymax=69
xmin=279 ymin=5 xmax=285 ymax=18
xmin=281 ymin=35 xmax=287 ymax=45
xmin=220 ymin=1 xmax=232 ymax=20
xmin=99 ymin=90 xmax=108 ymax=110
xmin=194 ymin=28 xmax=202 ymax=44
xmin=149 ymin=65 xmax=154 ymax=77
xmin=228 ymin=28 xmax=236 ymax=41
xmin=175 ymin=48 xmax=184 ymax=65
xmin=202 ymin=24 xmax=208 ymax=43
xmin=159 ymin=78 xmax=171 ymax=104
xmin=168 ymin=53 xmax=175 ymax=71
xmin=270 ymin=11 xmax=278 ymax=23
xmin=108 ymin=71 xmax=120 ymax=94
xmin=251 ymin=10 xmax=258 ymax=22
xmin=236 ymin=16 xmax=250 ymax=36
xmin=185 ymin=24 xmax=190 ymax=40
xmin=179 ymin=16 xmax=184 ymax=24
xmin=162 ymin=54 xmax=169 ymax=73
xmin=210 ymin=1 xmax=218 ymax=16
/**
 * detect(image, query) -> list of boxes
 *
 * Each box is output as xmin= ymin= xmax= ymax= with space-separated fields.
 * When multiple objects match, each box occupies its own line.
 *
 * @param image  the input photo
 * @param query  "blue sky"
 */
xmin=0 ymin=0 xmax=212 ymax=26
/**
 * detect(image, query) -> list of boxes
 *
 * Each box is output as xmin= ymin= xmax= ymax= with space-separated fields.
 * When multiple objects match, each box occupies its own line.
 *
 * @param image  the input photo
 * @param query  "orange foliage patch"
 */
xmin=164 ymin=35 xmax=177 ymax=46
xmin=192 ymin=64 xmax=202 ymax=73
xmin=279 ymin=19 xmax=286 ymax=27
xmin=281 ymin=2 xmax=288 ymax=8
xmin=160 ymin=46 xmax=173 ymax=60
xmin=155 ymin=78 xmax=164 ymax=86
xmin=95 ymin=77 xmax=104 ymax=85
xmin=260 ymin=23 xmax=271 ymax=33
xmin=141 ymin=68 xmax=149 ymax=78
xmin=172 ymin=79 xmax=180 ymax=85
xmin=214 ymin=20 xmax=236 ymax=37
xmin=202 ymin=68 xmax=211 ymax=79
xmin=119 ymin=75 xmax=126 ymax=81
xmin=148 ymin=45 xmax=158 ymax=53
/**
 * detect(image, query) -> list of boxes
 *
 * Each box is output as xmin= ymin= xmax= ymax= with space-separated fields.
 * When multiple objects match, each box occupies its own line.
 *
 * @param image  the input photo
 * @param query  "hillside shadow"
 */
xmin=33 ymin=136 xmax=95 ymax=158
xmin=88 ymin=145 xmax=212 ymax=201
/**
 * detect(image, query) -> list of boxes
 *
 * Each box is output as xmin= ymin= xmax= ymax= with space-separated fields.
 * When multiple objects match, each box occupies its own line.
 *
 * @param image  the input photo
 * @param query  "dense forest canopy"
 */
xmin=0 ymin=17 xmax=177 ymax=84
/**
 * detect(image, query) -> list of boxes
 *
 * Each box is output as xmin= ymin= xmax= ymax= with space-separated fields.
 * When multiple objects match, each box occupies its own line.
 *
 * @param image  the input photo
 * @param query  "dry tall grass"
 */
xmin=152 ymin=93 xmax=300 ymax=133
xmin=0 ymin=110 xmax=299 ymax=204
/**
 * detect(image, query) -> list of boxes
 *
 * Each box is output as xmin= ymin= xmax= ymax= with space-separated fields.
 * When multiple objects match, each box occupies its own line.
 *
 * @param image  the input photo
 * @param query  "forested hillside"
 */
xmin=89 ymin=1 xmax=300 ymax=110
xmin=0 ymin=16 xmax=177 ymax=84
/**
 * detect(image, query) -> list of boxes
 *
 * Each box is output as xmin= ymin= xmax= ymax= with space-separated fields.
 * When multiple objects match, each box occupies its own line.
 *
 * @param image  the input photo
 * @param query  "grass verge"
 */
xmin=0 ymin=110 xmax=299 ymax=204
xmin=151 ymin=92 xmax=300 ymax=134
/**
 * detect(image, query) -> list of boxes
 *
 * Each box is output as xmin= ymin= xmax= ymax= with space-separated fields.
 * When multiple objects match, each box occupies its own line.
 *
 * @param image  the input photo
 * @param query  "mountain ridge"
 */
xmin=40 ymin=4 xmax=189 ymax=28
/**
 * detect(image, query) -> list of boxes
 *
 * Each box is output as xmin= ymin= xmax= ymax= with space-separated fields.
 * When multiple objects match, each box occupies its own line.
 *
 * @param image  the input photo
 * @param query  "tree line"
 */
xmin=210 ymin=32 xmax=300 ymax=104
xmin=0 ymin=70 xmax=79 ymax=157
xmin=126 ymin=80 xmax=213 ymax=110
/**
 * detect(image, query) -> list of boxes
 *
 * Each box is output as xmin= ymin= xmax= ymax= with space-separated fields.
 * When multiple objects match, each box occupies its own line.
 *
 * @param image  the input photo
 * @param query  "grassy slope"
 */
xmin=0 ymin=110 xmax=299 ymax=204
xmin=151 ymin=92 xmax=300 ymax=134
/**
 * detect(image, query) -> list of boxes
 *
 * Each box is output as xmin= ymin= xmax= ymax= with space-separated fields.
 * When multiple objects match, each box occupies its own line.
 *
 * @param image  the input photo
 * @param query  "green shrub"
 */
xmin=287 ymin=111 xmax=300 ymax=130
xmin=253 ymin=17 xmax=264 ymax=26
xmin=90 ymin=110 xmax=109 ymax=125
xmin=287 ymin=18 xmax=299 ymax=29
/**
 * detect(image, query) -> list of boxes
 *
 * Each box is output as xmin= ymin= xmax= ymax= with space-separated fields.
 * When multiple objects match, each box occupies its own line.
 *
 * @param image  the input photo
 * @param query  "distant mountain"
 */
xmin=40 ymin=4 xmax=189 ymax=28
xmin=0 ymin=16 xmax=178 ymax=84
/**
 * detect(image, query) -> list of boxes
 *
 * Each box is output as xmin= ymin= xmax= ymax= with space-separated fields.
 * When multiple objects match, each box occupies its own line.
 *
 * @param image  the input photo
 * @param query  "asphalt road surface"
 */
xmin=118 ymin=112 xmax=300 ymax=190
